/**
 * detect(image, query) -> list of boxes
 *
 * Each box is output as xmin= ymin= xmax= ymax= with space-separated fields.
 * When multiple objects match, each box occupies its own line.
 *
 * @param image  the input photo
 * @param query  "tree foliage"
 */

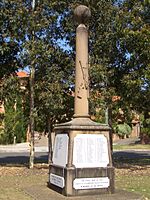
xmin=0 ymin=1 xmax=74 ymax=130
xmin=111 ymin=0 xmax=150 ymax=112
xmin=0 ymin=0 xmax=149 ymax=139
xmin=34 ymin=47 xmax=74 ymax=132
xmin=0 ymin=76 xmax=27 ymax=144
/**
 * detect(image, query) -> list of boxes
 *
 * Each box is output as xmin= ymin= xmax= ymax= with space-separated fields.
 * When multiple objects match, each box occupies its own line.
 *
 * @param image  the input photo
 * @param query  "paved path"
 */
xmin=0 ymin=142 xmax=48 ymax=153
xmin=24 ymin=186 xmax=143 ymax=200
xmin=0 ymin=137 xmax=145 ymax=153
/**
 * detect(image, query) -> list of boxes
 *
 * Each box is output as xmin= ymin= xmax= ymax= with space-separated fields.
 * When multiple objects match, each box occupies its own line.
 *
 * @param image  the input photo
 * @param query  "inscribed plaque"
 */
xmin=50 ymin=173 xmax=65 ymax=188
xmin=52 ymin=134 xmax=69 ymax=167
xmin=73 ymin=134 xmax=109 ymax=168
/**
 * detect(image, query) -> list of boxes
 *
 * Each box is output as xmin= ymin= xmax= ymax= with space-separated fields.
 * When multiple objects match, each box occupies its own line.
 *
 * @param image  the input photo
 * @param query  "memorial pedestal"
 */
xmin=48 ymin=118 xmax=115 ymax=196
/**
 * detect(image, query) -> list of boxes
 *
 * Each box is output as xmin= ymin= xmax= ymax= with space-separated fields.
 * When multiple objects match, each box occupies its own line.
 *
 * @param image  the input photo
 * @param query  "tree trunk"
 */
xmin=48 ymin=118 xmax=52 ymax=165
xmin=29 ymin=64 xmax=35 ymax=169
xmin=108 ymin=107 xmax=113 ymax=153
xmin=29 ymin=1 xmax=35 ymax=168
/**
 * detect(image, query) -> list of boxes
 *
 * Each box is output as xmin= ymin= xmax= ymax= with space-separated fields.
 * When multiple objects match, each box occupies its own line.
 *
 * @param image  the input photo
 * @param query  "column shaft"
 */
xmin=74 ymin=24 xmax=89 ymax=117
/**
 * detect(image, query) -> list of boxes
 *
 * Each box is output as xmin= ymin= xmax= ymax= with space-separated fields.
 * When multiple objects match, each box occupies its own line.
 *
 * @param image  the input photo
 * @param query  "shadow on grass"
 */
xmin=113 ymin=150 xmax=150 ymax=168
xmin=0 ymin=153 xmax=48 ymax=167
xmin=0 ymin=151 xmax=149 ymax=169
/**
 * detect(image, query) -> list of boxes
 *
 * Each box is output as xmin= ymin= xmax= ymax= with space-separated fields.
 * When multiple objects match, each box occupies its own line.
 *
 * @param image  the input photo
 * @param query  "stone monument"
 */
xmin=49 ymin=5 xmax=114 ymax=196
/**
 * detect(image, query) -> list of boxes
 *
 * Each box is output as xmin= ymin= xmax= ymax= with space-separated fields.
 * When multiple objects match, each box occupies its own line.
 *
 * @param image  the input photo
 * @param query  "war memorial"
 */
xmin=48 ymin=5 xmax=114 ymax=197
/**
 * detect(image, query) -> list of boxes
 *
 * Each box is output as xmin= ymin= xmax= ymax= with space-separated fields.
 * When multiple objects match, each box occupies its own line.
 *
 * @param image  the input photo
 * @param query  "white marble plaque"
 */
xmin=52 ymin=134 xmax=69 ymax=167
xmin=73 ymin=134 xmax=109 ymax=168
xmin=73 ymin=177 xmax=110 ymax=190
xmin=50 ymin=173 xmax=65 ymax=188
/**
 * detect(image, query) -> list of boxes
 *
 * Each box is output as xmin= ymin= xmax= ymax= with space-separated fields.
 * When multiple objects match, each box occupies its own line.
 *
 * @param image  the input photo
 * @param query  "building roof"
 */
xmin=16 ymin=71 xmax=29 ymax=78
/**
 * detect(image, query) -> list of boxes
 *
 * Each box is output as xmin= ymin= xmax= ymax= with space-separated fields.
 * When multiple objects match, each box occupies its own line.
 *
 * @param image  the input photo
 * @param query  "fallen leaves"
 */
xmin=115 ymin=165 xmax=150 ymax=176
xmin=0 ymin=164 xmax=49 ymax=176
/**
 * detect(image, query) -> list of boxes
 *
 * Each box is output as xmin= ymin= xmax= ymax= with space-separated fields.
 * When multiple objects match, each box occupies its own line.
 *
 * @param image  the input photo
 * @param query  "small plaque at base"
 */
xmin=73 ymin=177 xmax=110 ymax=190
xmin=50 ymin=173 xmax=65 ymax=188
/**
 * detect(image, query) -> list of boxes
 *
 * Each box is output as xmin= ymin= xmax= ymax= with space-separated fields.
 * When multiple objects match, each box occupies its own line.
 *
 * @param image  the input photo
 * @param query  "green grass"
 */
xmin=116 ymin=173 xmax=150 ymax=199
xmin=114 ymin=155 xmax=150 ymax=200
xmin=113 ymin=144 xmax=150 ymax=150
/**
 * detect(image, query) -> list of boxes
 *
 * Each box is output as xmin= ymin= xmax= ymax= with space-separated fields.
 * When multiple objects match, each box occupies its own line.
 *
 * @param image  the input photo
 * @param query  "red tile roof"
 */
xmin=16 ymin=71 xmax=29 ymax=78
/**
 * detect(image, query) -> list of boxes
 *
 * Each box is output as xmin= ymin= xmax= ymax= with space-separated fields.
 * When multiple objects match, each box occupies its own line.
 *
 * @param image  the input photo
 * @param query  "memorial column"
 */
xmin=74 ymin=5 xmax=91 ymax=118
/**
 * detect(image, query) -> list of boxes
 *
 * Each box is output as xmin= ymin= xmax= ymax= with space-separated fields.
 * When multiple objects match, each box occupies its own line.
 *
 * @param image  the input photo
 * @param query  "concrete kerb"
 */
xmin=113 ymin=137 xmax=141 ymax=146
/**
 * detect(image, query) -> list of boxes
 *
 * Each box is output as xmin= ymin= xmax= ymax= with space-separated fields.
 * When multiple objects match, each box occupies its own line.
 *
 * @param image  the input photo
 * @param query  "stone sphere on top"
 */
xmin=74 ymin=5 xmax=91 ymax=24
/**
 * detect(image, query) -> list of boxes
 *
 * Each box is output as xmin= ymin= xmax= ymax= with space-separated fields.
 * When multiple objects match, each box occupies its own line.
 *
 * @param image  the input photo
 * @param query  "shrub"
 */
xmin=115 ymin=123 xmax=132 ymax=138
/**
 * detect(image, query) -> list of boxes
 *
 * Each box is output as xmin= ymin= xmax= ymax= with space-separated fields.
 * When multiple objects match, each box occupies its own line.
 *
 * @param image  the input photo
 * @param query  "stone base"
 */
xmin=49 ymin=118 xmax=114 ymax=197
xmin=49 ymin=165 xmax=115 ymax=196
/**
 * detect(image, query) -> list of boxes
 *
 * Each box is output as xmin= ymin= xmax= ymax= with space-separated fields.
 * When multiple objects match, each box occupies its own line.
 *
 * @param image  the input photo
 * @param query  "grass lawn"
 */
xmin=113 ymin=144 xmax=150 ymax=150
xmin=115 ymin=168 xmax=150 ymax=199
xmin=0 ymin=159 xmax=149 ymax=199
xmin=0 ymin=165 xmax=48 ymax=200
xmin=114 ymin=148 xmax=150 ymax=200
